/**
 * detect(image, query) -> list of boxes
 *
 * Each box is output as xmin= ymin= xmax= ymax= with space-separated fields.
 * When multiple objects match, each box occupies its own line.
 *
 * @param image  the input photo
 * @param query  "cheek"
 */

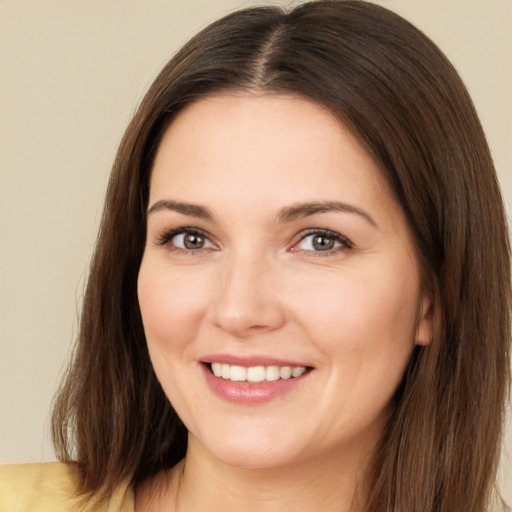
xmin=137 ymin=260 xmax=208 ymax=353
xmin=291 ymin=258 xmax=421 ymax=377
xmin=304 ymin=265 xmax=421 ymax=427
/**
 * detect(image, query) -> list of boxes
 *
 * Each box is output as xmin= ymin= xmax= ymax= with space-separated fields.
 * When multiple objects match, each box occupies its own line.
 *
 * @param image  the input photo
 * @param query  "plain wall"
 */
xmin=1 ymin=0 xmax=511 ymax=502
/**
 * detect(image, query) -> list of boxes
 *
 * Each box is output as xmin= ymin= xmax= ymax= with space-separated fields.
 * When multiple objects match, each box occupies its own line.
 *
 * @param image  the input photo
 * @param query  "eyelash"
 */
xmin=294 ymin=229 xmax=353 ymax=256
xmin=155 ymin=227 xmax=215 ymax=254
xmin=154 ymin=227 xmax=353 ymax=256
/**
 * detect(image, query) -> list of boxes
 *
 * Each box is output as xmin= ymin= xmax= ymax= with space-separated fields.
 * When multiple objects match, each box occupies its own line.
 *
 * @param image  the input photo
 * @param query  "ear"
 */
xmin=415 ymin=293 xmax=433 ymax=346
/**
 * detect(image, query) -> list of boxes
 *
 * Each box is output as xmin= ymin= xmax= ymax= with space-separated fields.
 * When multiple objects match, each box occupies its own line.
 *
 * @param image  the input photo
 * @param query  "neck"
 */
xmin=137 ymin=435 xmax=373 ymax=512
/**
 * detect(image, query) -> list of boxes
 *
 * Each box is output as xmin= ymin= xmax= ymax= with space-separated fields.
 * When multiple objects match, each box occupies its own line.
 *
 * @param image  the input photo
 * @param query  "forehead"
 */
xmin=149 ymin=93 xmax=404 ymax=229
xmin=154 ymin=95 xmax=378 ymax=184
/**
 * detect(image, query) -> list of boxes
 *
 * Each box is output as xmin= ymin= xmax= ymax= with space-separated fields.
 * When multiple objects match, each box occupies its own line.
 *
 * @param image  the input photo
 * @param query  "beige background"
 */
xmin=1 ymin=0 xmax=511 ymax=502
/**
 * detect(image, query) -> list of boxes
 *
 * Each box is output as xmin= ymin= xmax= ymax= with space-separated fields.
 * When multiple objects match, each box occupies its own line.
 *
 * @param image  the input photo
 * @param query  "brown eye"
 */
xmin=182 ymin=233 xmax=205 ymax=249
xmin=312 ymin=235 xmax=335 ymax=251
xmin=294 ymin=230 xmax=352 ymax=254
xmin=166 ymin=230 xmax=215 ymax=251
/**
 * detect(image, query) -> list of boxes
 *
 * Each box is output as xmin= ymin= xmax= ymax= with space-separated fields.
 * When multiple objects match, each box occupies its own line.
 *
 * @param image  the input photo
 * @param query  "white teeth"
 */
xmin=230 ymin=365 xmax=247 ymax=382
xmin=279 ymin=366 xmax=292 ymax=379
xmin=247 ymin=366 xmax=266 ymax=382
xmin=211 ymin=362 xmax=222 ymax=377
xmin=265 ymin=366 xmax=280 ymax=381
xmin=209 ymin=363 xmax=308 ymax=382
xmin=292 ymin=367 xmax=306 ymax=378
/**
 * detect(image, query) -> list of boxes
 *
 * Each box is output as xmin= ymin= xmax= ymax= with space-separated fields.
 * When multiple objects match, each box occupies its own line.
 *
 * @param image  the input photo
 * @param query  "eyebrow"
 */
xmin=147 ymin=199 xmax=377 ymax=228
xmin=276 ymin=201 xmax=378 ymax=228
xmin=147 ymin=199 xmax=214 ymax=220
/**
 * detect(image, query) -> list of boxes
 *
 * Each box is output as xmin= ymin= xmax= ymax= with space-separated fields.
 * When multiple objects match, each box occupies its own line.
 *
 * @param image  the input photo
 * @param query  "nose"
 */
xmin=206 ymin=252 xmax=287 ymax=339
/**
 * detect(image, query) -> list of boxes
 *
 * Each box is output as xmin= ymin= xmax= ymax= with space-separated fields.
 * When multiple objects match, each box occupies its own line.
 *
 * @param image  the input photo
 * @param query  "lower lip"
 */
xmin=201 ymin=364 xmax=310 ymax=404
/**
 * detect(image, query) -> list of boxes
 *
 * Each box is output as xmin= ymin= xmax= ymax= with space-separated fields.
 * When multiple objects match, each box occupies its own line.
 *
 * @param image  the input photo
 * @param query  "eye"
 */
xmin=156 ymin=228 xmax=216 ymax=251
xmin=293 ymin=230 xmax=352 ymax=254
xmin=173 ymin=232 xmax=211 ymax=250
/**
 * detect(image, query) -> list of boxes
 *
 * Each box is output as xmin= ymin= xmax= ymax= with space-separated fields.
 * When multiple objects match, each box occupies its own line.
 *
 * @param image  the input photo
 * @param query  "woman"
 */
xmin=1 ymin=1 xmax=510 ymax=511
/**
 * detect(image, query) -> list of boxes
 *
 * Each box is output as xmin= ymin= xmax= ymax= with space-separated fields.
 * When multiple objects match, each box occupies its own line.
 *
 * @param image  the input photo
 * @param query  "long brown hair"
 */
xmin=52 ymin=1 xmax=511 ymax=510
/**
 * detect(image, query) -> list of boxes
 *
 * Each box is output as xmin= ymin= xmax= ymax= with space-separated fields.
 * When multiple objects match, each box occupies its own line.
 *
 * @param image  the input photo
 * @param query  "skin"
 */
xmin=136 ymin=93 xmax=432 ymax=511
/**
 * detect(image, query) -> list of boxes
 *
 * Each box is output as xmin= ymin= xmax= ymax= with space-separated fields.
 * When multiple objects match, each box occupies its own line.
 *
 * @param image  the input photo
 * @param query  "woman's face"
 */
xmin=138 ymin=93 xmax=432 ymax=470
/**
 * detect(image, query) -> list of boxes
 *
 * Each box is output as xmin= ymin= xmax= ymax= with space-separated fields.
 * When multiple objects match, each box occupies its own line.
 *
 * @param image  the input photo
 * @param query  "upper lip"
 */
xmin=201 ymin=353 xmax=312 ymax=368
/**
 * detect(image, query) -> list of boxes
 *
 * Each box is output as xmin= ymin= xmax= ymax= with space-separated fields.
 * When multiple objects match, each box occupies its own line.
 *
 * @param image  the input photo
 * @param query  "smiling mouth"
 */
xmin=207 ymin=362 xmax=311 ymax=383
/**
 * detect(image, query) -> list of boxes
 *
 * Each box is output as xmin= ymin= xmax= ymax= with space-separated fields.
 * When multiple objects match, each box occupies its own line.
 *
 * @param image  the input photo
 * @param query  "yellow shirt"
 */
xmin=0 ymin=463 xmax=134 ymax=512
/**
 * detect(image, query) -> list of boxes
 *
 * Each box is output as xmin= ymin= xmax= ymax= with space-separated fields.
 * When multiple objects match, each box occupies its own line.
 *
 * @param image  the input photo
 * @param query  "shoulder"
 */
xmin=0 ymin=463 xmax=80 ymax=511
xmin=0 ymin=463 xmax=134 ymax=512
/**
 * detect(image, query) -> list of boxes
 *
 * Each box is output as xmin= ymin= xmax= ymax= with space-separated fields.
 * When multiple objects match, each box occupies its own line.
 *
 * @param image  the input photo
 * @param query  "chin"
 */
xmin=189 ymin=427 xmax=307 ymax=470
xmin=212 ymin=448 xmax=299 ymax=470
